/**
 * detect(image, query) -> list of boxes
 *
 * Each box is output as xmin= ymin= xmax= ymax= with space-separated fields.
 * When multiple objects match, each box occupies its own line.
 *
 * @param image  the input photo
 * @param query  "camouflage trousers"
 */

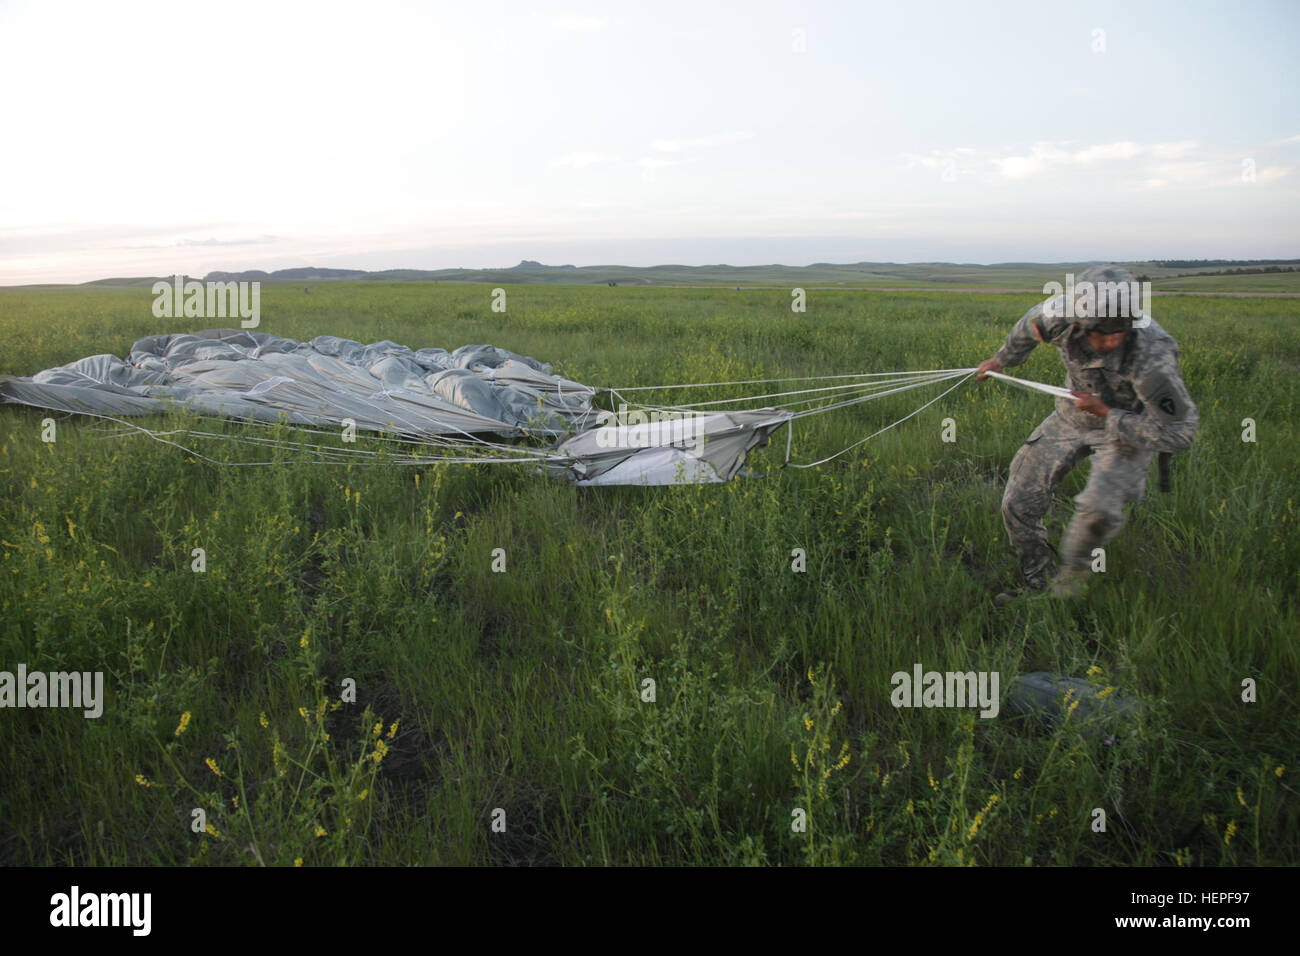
xmin=1001 ymin=411 xmax=1153 ymax=583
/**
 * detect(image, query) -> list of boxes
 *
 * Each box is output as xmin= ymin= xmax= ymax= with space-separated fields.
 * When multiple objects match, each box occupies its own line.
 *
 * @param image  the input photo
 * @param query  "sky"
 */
xmin=1 ymin=0 xmax=1298 ymax=284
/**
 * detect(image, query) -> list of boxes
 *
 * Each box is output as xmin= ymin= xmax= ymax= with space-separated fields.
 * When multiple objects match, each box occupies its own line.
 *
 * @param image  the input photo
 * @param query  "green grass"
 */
xmin=0 ymin=282 xmax=1296 ymax=865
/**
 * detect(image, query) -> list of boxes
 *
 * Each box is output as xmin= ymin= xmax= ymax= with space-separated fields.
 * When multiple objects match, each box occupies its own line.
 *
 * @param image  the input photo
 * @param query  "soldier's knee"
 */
xmin=1002 ymin=490 xmax=1037 ymax=528
xmin=1081 ymin=507 xmax=1123 ymax=539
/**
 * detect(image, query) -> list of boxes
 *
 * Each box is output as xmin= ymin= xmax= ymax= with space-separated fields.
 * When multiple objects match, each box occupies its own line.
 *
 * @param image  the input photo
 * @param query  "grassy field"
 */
xmin=0 ymin=282 xmax=1296 ymax=866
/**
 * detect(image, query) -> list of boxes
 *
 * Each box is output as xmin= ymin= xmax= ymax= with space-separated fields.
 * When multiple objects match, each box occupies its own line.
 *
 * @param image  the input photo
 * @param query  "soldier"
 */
xmin=975 ymin=265 xmax=1198 ymax=599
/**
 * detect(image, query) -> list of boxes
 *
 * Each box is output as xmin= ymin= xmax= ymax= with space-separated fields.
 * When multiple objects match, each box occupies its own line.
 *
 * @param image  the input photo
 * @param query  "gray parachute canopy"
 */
xmin=0 ymin=329 xmax=791 ymax=486
xmin=0 ymin=329 xmax=598 ymax=438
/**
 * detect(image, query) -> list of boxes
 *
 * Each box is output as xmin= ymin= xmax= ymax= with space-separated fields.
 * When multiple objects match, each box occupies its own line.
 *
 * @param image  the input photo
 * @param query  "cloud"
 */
xmin=1256 ymin=165 xmax=1293 ymax=184
xmin=1280 ymin=134 xmax=1300 ymax=144
xmin=552 ymin=14 xmax=607 ymax=31
xmin=175 ymin=235 xmax=278 ymax=247
xmin=1073 ymin=141 xmax=1143 ymax=163
xmin=637 ymin=156 xmax=691 ymax=169
xmin=991 ymin=142 xmax=1072 ymax=180
xmin=900 ymin=148 xmax=978 ymax=181
xmin=552 ymin=151 xmax=619 ymax=168
xmin=904 ymin=139 xmax=1229 ymax=186
xmin=1142 ymin=161 xmax=1291 ymax=189
xmin=650 ymin=130 xmax=754 ymax=153
xmin=1141 ymin=161 xmax=1224 ymax=188
xmin=1146 ymin=140 xmax=1198 ymax=159
xmin=988 ymin=140 xmax=1203 ymax=180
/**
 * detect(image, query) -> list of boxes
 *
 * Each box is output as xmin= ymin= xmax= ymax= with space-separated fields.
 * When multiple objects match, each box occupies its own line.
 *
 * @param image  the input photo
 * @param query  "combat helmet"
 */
xmin=1071 ymin=265 xmax=1147 ymax=333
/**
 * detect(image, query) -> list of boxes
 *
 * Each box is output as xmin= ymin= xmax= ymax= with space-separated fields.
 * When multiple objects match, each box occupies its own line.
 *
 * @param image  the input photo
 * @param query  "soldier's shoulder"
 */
xmin=1132 ymin=320 xmax=1180 ymax=363
xmin=1130 ymin=322 xmax=1189 ymax=395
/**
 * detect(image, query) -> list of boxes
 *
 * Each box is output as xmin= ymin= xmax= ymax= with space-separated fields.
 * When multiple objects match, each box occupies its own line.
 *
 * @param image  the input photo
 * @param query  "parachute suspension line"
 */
xmin=55 ymin=363 xmax=986 ymax=475
xmin=620 ymin=369 xmax=971 ymax=421
xmin=74 ymin=408 xmax=561 ymax=468
xmin=784 ymin=371 xmax=976 ymax=469
xmin=635 ymin=370 xmax=964 ymax=412
xmin=609 ymin=368 xmax=977 ymax=393
xmin=983 ymin=370 xmax=1075 ymax=400
xmin=89 ymin=414 xmax=547 ymax=461
xmin=605 ymin=367 xmax=978 ymax=471
xmin=605 ymin=368 xmax=975 ymax=422
xmin=788 ymin=369 xmax=973 ymax=420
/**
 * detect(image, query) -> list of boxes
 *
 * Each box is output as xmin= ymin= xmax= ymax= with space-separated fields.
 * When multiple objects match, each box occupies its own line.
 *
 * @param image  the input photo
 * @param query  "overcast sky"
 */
xmin=2 ymin=0 xmax=1297 ymax=284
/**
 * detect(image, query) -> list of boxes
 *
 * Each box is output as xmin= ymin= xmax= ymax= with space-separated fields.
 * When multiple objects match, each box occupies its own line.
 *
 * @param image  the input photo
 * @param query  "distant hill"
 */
xmin=206 ymin=267 xmax=368 ymax=281
xmin=27 ymin=258 xmax=1300 ymax=291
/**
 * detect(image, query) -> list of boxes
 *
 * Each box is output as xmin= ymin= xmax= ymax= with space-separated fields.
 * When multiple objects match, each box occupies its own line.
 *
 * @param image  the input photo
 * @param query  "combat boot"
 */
xmin=1049 ymin=565 xmax=1091 ymax=599
xmin=994 ymin=552 xmax=1055 ymax=605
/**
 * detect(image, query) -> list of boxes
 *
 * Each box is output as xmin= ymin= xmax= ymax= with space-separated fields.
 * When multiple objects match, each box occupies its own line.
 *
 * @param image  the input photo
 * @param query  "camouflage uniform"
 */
xmin=995 ymin=275 xmax=1198 ymax=589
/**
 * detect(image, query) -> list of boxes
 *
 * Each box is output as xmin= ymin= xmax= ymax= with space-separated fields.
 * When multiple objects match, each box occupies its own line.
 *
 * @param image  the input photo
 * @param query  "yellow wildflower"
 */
xmin=205 ymin=757 xmax=222 ymax=777
xmin=294 ymin=858 xmax=303 ymax=867
xmin=1236 ymin=787 xmax=1247 ymax=808
xmin=135 ymin=774 xmax=152 ymax=788
xmin=258 ymin=712 xmax=269 ymax=729
xmin=833 ymin=744 xmax=851 ymax=772
xmin=1224 ymin=821 xmax=1237 ymax=846
xmin=205 ymin=823 xmax=220 ymax=838
xmin=387 ymin=721 xmax=399 ymax=739
xmin=314 ymin=825 xmax=326 ymax=838
xmin=174 ymin=711 xmax=191 ymax=737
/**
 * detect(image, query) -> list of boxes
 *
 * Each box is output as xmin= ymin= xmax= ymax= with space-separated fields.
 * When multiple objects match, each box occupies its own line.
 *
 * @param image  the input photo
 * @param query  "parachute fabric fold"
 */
xmin=0 ymin=329 xmax=598 ymax=438
xmin=542 ymin=409 xmax=793 ymax=486
xmin=0 ymin=330 xmax=806 ymax=486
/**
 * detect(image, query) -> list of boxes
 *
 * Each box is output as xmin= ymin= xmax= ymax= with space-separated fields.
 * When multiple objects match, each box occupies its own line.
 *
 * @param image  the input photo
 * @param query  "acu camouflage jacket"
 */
xmin=994 ymin=295 xmax=1199 ymax=453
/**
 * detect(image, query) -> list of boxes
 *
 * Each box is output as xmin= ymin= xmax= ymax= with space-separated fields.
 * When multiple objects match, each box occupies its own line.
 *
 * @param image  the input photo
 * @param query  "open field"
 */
xmin=1 ymin=282 xmax=1296 ymax=865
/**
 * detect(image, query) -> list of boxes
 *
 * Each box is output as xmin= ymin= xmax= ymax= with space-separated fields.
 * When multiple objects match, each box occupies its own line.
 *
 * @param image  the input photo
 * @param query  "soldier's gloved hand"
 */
xmin=975 ymin=357 xmax=1003 ymax=380
xmin=1071 ymin=390 xmax=1110 ymax=418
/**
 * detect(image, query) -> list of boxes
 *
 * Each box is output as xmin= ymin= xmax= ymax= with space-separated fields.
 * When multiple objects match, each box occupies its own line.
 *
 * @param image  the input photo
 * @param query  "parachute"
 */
xmin=0 ymin=329 xmax=980 ymax=485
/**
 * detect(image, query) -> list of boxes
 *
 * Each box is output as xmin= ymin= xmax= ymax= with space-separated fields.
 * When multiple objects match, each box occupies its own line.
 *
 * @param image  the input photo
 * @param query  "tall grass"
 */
xmin=0 ymin=283 xmax=1295 ymax=865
